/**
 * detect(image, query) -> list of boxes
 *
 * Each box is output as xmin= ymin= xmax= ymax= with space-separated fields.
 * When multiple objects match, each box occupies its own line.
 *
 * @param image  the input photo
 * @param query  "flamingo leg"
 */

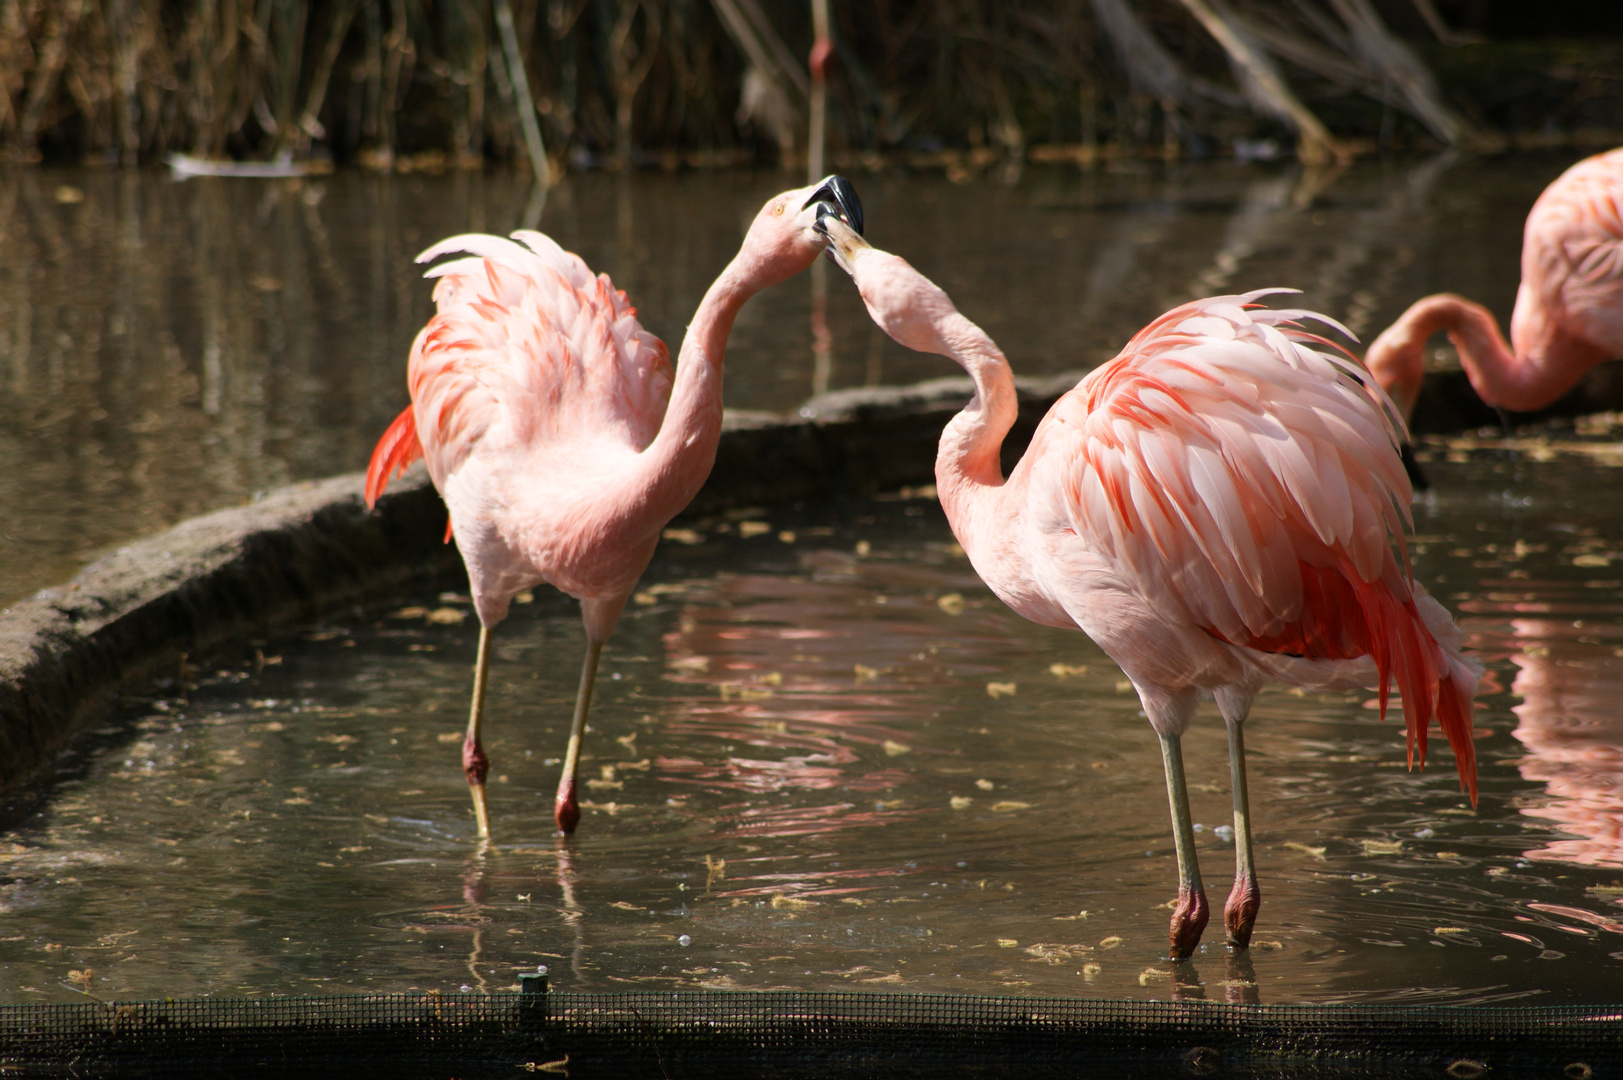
xmin=463 ymin=626 xmax=494 ymax=839
xmin=1224 ymin=722 xmax=1261 ymax=948
xmin=553 ymin=637 xmax=604 ymax=835
xmin=1159 ymin=733 xmax=1209 ymax=959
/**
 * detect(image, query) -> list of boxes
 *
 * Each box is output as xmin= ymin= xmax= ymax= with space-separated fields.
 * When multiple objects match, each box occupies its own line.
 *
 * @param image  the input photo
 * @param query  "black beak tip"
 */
xmin=804 ymin=175 xmax=864 ymax=236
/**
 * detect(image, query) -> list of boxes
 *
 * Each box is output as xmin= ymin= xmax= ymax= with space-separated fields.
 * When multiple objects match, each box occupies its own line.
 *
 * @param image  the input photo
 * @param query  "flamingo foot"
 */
xmin=463 ymin=735 xmax=492 ymax=838
xmin=1170 ymin=884 xmax=1210 ymax=960
xmin=463 ymin=735 xmax=489 ymax=785
xmin=1224 ymin=876 xmax=1261 ymax=949
xmin=554 ymin=776 xmax=580 ymax=836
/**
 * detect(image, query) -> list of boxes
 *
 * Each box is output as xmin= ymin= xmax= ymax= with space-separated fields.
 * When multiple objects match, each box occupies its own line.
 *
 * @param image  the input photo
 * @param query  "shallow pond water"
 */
xmin=5 ymin=437 xmax=1623 ymax=1006
xmin=0 ymin=152 xmax=1580 ymax=607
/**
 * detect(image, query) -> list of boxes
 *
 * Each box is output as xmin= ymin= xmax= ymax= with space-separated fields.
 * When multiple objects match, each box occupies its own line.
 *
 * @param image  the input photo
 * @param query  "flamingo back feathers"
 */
xmin=407 ymin=231 xmax=672 ymax=491
xmin=1520 ymin=148 xmax=1623 ymax=354
xmin=1041 ymin=290 xmax=1476 ymax=800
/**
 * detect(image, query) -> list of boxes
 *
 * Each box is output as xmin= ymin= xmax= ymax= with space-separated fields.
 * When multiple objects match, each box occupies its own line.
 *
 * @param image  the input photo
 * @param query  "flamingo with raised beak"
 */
xmin=366 ymin=176 xmax=863 ymax=841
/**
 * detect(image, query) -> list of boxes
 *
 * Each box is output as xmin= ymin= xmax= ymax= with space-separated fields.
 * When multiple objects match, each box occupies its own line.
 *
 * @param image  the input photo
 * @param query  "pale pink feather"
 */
xmin=409 ymin=232 xmax=671 ymax=493
xmin=1038 ymin=292 xmax=1410 ymax=645
xmin=1008 ymin=292 xmax=1477 ymax=796
xmin=366 ymin=230 xmax=674 ymax=627
xmin=1517 ymin=147 xmax=1623 ymax=358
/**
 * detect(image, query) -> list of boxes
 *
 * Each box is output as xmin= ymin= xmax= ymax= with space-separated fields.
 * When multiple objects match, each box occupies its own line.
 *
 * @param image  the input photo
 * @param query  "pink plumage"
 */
xmin=366 ymin=179 xmax=862 ymax=840
xmin=1367 ymin=146 xmax=1623 ymax=422
xmin=818 ymin=218 xmax=1478 ymax=959
xmin=393 ymin=231 xmax=675 ymax=627
xmin=1036 ymin=296 xmax=1476 ymax=789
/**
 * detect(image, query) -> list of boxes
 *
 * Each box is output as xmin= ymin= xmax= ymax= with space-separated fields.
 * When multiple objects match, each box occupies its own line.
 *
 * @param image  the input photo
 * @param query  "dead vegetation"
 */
xmin=0 ymin=0 xmax=1618 ymax=169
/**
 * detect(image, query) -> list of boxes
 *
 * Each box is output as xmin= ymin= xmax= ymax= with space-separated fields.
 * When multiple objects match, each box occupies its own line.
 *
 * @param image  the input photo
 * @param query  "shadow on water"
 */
xmin=0 ymin=153 xmax=1584 ymax=608
xmin=6 ymin=437 xmax=1623 ymax=1004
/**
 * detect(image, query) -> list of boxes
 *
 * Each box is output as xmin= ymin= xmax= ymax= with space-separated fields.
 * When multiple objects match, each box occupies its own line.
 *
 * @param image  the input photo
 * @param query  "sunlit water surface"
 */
xmin=5 ymin=438 xmax=1623 ymax=1006
xmin=0 ymin=153 xmax=1578 ymax=606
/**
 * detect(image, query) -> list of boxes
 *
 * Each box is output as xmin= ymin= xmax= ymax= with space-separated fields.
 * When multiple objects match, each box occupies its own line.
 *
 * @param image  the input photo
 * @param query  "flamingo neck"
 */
xmin=638 ymin=258 xmax=755 ymax=521
xmin=933 ymin=315 xmax=1018 ymax=542
xmin=1367 ymin=292 xmax=1575 ymax=419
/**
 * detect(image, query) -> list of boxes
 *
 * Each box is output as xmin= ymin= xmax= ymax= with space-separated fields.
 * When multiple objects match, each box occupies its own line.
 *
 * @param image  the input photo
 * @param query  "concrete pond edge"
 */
xmin=3 ymin=361 xmax=1621 ymax=796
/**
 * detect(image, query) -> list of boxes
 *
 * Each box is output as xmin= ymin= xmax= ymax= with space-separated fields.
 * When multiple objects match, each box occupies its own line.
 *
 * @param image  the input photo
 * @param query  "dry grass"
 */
xmin=0 ymin=1 xmax=1616 ymax=170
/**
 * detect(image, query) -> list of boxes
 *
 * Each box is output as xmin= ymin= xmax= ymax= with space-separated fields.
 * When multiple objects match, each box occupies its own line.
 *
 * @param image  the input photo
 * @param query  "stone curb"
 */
xmin=0 ymin=378 xmax=1013 ymax=795
xmin=4 ymin=360 xmax=1622 ymax=794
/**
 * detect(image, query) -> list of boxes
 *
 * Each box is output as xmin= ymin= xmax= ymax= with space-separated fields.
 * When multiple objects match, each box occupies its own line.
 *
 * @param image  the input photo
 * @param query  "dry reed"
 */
xmin=0 ymin=0 xmax=1616 ymax=169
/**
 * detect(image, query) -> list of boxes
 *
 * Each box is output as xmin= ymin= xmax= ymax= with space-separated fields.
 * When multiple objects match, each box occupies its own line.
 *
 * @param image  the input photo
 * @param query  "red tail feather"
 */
xmin=365 ymin=406 xmax=423 ymax=509
xmin=1231 ymin=560 xmax=1477 ymax=804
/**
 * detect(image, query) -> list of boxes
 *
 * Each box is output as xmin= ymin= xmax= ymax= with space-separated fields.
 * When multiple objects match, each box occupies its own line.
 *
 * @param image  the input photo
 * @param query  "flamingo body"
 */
xmin=1007 ymin=301 xmax=1477 ymax=768
xmin=371 ymin=231 xmax=676 ymax=628
xmin=1367 ymin=147 xmax=1623 ymax=421
xmin=366 ymin=179 xmax=862 ymax=839
xmin=820 ymin=219 xmax=1478 ymax=956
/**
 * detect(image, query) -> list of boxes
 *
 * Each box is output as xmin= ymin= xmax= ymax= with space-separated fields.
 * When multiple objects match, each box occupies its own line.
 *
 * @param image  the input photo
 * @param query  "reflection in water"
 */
xmin=8 ymin=468 xmax=1623 ymax=1004
xmin=552 ymin=843 xmax=589 ymax=985
xmin=651 ymin=534 xmax=989 ymax=909
xmin=657 ymin=564 xmax=968 ymax=799
xmin=1504 ymin=619 xmax=1623 ymax=867
xmin=2 ymin=154 xmax=1579 ymax=607
xmin=11 ymin=159 xmax=1623 ymax=1005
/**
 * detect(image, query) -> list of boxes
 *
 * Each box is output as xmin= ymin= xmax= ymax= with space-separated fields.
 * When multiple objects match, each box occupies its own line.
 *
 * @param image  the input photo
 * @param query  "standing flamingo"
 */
xmin=816 ymin=217 xmax=1478 ymax=958
xmin=365 ymin=176 xmax=863 ymax=841
xmin=1366 ymin=147 xmax=1623 ymax=425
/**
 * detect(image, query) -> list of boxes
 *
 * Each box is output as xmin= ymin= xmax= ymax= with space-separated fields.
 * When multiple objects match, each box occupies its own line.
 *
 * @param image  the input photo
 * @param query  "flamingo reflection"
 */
xmin=655 ymin=556 xmax=993 ymax=809
xmin=651 ymin=548 xmax=999 ymax=897
xmin=1499 ymin=617 xmax=1623 ymax=867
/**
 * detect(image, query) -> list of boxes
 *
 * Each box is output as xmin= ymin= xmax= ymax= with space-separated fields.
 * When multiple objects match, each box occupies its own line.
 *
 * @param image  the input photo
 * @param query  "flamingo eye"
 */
xmin=773 ymin=201 xmax=785 ymax=216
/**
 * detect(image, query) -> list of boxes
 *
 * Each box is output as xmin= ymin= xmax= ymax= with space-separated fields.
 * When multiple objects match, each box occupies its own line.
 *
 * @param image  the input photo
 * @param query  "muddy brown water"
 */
xmin=5 ymin=154 xmax=1623 ymax=1007
xmin=4 ymin=440 xmax=1623 ymax=1005
xmin=0 ymin=152 xmax=1574 ymax=608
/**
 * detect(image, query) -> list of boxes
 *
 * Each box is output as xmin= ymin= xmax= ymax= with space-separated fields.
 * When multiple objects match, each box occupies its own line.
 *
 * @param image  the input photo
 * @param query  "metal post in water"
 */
xmin=518 ymin=964 xmax=551 ymax=1029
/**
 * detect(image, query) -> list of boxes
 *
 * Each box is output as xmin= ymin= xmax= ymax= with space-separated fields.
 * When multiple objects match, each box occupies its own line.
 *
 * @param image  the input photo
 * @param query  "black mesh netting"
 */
xmin=0 ymin=987 xmax=1616 ymax=1079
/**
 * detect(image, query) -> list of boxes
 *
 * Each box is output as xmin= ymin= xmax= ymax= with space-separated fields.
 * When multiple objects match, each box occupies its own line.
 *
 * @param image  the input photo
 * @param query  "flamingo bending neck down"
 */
xmin=366 ymin=177 xmax=863 ymax=841
xmin=818 ymin=217 xmax=1479 ymax=958
xmin=1366 ymin=147 xmax=1623 ymax=426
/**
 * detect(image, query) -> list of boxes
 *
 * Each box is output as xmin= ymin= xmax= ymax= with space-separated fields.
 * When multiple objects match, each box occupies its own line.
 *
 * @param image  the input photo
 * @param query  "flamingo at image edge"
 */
xmin=817 ymin=217 xmax=1479 ymax=958
xmin=365 ymin=176 xmax=863 ymax=840
xmin=1366 ymin=147 xmax=1623 ymax=425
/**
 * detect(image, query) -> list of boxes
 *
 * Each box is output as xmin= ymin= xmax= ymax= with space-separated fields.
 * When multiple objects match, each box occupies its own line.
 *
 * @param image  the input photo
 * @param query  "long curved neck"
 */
xmin=1366 ymin=293 xmax=1520 ymax=420
xmin=934 ymin=313 xmax=1019 ymax=541
xmin=638 ymin=257 xmax=756 ymax=522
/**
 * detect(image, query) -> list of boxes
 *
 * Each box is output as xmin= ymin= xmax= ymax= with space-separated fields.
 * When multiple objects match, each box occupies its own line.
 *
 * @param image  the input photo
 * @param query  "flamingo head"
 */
xmin=738 ymin=175 xmax=863 ymax=289
xmin=816 ymin=215 xmax=979 ymax=360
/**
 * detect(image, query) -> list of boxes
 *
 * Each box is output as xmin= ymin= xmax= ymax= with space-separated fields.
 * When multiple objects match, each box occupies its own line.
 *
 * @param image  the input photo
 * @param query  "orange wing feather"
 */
xmin=364 ymin=405 xmax=451 ymax=541
xmin=1215 ymin=559 xmax=1478 ymax=804
xmin=365 ymin=405 xmax=423 ymax=508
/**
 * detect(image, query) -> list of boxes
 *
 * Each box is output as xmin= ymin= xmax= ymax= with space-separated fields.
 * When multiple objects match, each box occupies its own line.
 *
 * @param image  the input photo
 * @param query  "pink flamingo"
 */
xmin=1366 ymin=147 xmax=1623 ymax=424
xmin=817 ymin=217 xmax=1479 ymax=958
xmin=365 ymin=177 xmax=863 ymax=840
